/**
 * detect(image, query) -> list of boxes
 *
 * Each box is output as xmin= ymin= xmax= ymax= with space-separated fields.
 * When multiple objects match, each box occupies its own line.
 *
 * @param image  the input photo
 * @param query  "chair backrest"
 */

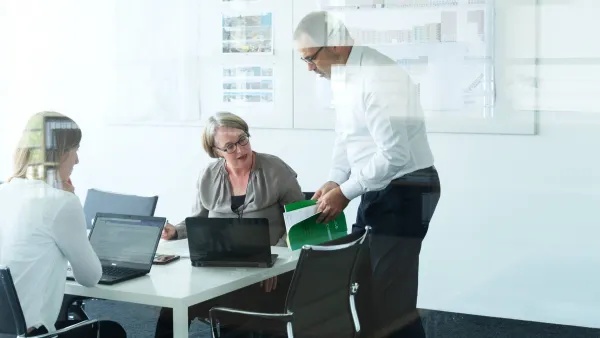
xmin=83 ymin=188 xmax=158 ymax=229
xmin=302 ymin=192 xmax=314 ymax=201
xmin=284 ymin=227 xmax=371 ymax=338
xmin=0 ymin=266 xmax=27 ymax=336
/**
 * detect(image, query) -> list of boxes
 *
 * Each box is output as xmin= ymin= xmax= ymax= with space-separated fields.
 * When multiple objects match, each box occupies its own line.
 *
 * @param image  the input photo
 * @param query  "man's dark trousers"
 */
xmin=353 ymin=166 xmax=441 ymax=338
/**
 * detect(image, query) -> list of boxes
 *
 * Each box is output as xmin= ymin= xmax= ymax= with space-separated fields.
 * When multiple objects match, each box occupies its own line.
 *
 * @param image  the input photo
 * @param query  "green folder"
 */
xmin=284 ymin=200 xmax=348 ymax=251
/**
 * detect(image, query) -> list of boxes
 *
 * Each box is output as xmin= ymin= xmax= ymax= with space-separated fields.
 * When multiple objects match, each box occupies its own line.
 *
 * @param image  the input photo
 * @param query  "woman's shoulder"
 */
xmin=197 ymin=158 xmax=225 ymax=178
xmin=255 ymin=153 xmax=297 ymax=176
xmin=42 ymin=185 xmax=82 ymax=213
xmin=3 ymin=179 xmax=82 ymax=218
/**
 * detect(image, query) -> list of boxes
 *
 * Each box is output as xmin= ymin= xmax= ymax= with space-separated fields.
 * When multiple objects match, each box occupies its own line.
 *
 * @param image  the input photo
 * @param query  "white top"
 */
xmin=0 ymin=178 xmax=101 ymax=330
xmin=328 ymin=46 xmax=435 ymax=200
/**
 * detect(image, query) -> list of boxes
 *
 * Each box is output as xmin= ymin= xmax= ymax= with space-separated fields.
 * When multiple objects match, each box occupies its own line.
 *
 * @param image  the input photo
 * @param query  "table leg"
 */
xmin=172 ymin=305 xmax=189 ymax=338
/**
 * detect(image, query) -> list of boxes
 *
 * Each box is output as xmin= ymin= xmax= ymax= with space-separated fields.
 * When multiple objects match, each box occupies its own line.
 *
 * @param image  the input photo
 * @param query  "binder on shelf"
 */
xmin=283 ymin=200 xmax=348 ymax=251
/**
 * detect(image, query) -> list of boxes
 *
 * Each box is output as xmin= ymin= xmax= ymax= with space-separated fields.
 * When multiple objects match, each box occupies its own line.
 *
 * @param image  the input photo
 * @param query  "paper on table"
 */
xmin=283 ymin=205 xmax=319 ymax=233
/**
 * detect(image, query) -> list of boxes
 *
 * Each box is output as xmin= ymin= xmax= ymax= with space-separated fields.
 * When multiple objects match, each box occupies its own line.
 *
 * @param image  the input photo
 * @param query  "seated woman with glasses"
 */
xmin=155 ymin=111 xmax=305 ymax=337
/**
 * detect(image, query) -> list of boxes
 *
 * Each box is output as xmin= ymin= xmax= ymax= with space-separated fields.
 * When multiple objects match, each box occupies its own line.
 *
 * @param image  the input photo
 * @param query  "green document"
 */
xmin=283 ymin=200 xmax=348 ymax=251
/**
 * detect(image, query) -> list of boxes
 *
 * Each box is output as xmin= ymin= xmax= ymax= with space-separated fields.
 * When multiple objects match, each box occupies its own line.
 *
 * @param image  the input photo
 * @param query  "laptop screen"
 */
xmin=187 ymin=218 xmax=271 ymax=262
xmin=89 ymin=214 xmax=165 ymax=268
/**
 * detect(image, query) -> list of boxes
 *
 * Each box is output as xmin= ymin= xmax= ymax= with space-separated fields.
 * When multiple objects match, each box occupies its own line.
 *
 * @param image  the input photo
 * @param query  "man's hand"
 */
xmin=311 ymin=181 xmax=339 ymax=200
xmin=260 ymin=276 xmax=278 ymax=292
xmin=316 ymin=187 xmax=350 ymax=224
xmin=161 ymin=223 xmax=177 ymax=240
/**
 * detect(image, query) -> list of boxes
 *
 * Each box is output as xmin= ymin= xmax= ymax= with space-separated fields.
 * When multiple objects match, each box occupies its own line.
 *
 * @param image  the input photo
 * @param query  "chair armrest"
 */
xmin=29 ymin=319 xmax=98 ymax=338
xmin=209 ymin=307 xmax=293 ymax=337
xmin=209 ymin=307 xmax=293 ymax=320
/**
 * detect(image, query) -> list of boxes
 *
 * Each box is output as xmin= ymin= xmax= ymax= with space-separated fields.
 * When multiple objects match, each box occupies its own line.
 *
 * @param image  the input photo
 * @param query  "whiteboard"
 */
xmin=510 ymin=0 xmax=600 ymax=113
xmin=108 ymin=0 xmax=201 ymax=126
xmin=293 ymin=0 xmax=537 ymax=135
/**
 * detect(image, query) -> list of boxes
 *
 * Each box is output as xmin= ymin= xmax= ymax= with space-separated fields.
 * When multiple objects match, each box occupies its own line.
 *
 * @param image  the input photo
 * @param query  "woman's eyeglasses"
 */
xmin=215 ymin=135 xmax=250 ymax=154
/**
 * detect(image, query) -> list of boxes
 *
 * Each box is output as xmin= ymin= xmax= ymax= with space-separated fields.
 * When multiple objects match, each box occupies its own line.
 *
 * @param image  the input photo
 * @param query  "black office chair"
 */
xmin=302 ymin=192 xmax=314 ymax=200
xmin=209 ymin=227 xmax=373 ymax=338
xmin=0 ymin=266 xmax=100 ymax=337
xmin=62 ymin=188 xmax=159 ymax=321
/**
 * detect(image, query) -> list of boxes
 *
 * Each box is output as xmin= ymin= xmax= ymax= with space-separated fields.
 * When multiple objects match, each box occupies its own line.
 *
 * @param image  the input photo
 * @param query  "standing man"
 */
xmin=294 ymin=11 xmax=442 ymax=338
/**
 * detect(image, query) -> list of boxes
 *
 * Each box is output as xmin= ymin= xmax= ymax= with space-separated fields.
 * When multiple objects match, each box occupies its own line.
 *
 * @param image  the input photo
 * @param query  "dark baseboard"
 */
xmin=420 ymin=309 xmax=600 ymax=338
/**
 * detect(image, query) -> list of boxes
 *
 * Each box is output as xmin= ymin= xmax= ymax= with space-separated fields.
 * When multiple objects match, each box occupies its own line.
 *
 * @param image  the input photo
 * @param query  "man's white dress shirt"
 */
xmin=0 ymin=178 xmax=101 ymax=330
xmin=328 ymin=46 xmax=435 ymax=200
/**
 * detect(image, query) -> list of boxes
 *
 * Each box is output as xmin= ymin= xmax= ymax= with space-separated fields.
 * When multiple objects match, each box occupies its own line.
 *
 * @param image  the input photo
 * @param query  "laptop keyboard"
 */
xmin=102 ymin=265 xmax=138 ymax=277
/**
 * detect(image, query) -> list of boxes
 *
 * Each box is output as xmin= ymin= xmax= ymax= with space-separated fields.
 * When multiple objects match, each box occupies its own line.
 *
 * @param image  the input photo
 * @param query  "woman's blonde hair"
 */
xmin=10 ymin=111 xmax=82 ymax=181
xmin=202 ymin=112 xmax=250 ymax=158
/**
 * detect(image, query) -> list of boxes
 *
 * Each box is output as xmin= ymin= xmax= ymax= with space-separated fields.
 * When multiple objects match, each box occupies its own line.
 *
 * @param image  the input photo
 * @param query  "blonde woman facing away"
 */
xmin=156 ymin=112 xmax=305 ymax=337
xmin=0 ymin=112 xmax=126 ymax=337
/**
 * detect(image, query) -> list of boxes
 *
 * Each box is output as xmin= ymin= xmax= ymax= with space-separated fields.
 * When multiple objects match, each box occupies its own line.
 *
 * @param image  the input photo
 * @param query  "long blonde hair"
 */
xmin=10 ymin=111 xmax=82 ymax=182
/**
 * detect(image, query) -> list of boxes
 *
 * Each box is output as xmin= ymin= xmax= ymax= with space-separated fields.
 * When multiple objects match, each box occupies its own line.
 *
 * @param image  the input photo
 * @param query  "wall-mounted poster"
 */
xmin=222 ymin=12 xmax=273 ymax=54
xmin=222 ymin=65 xmax=274 ymax=104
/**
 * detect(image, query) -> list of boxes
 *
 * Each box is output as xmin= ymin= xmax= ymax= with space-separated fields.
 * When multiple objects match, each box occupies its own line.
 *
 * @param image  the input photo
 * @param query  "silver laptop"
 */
xmin=67 ymin=213 xmax=165 ymax=285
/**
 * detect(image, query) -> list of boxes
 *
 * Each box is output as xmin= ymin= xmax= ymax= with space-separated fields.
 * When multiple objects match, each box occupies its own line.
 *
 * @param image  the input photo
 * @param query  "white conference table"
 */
xmin=65 ymin=239 xmax=300 ymax=338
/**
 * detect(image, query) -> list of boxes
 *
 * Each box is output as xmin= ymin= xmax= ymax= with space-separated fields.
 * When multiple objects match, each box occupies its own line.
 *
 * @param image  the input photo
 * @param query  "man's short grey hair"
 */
xmin=202 ymin=111 xmax=250 ymax=158
xmin=293 ymin=11 xmax=353 ymax=48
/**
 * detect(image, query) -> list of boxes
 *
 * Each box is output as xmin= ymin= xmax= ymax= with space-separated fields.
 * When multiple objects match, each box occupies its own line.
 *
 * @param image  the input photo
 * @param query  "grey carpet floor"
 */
xmin=85 ymin=299 xmax=600 ymax=338
xmin=85 ymin=300 xmax=211 ymax=338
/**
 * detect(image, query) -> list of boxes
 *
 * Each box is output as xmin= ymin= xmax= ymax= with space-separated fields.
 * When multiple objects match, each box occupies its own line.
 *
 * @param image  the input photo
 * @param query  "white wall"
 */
xmin=420 ymin=110 xmax=600 ymax=328
xmin=1 ymin=0 xmax=600 ymax=330
xmin=417 ymin=0 xmax=600 ymax=328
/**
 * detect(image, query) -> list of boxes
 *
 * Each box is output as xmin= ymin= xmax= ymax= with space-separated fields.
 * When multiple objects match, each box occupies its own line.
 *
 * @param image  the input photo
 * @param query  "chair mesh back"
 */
xmin=83 ymin=189 xmax=158 ymax=229
xmin=285 ymin=236 xmax=365 ymax=338
xmin=322 ymin=230 xmax=375 ymax=338
xmin=0 ymin=267 xmax=27 ymax=336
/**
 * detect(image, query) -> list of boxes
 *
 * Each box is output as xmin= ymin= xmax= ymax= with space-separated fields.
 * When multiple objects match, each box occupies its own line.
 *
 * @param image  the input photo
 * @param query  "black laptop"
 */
xmin=67 ymin=213 xmax=165 ymax=285
xmin=186 ymin=217 xmax=278 ymax=268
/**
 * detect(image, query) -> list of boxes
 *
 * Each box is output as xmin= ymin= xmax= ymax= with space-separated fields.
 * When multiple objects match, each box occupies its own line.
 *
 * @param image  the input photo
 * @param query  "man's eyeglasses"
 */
xmin=300 ymin=46 xmax=324 ymax=65
xmin=214 ymin=135 xmax=250 ymax=154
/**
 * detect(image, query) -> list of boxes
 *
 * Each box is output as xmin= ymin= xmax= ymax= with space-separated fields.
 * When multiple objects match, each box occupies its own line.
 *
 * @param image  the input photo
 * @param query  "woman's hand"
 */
xmin=161 ymin=223 xmax=177 ymax=240
xmin=260 ymin=276 xmax=278 ymax=292
xmin=61 ymin=180 xmax=75 ymax=193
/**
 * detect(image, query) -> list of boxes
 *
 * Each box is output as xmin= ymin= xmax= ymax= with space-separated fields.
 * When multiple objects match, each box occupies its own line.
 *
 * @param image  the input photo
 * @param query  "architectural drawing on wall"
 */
xmin=222 ymin=65 xmax=274 ymax=104
xmin=199 ymin=0 xmax=292 ymax=129
xmin=315 ymin=0 xmax=494 ymax=116
xmin=222 ymin=12 xmax=273 ymax=54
